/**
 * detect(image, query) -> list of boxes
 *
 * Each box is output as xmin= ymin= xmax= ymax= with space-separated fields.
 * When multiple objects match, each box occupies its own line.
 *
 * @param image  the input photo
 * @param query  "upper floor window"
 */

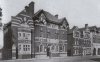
xmin=84 ymin=32 xmax=90 ymax=39
xmin=23 ymin=33 xmax=25 ymax=37
xmin=23 ymin=45 xmax=30 ymax=51
xmin=59 ymin=44 xmax=65 ymax=52
xmin=74 ymin=31 xmax=80 ymax=37
xmin=60 ymin=26 xmax=65 ymax=29
xmin=19 ymin=33 xmax=21 ymax=37
xmin=18 ymin=32 xmax=31 ymax=40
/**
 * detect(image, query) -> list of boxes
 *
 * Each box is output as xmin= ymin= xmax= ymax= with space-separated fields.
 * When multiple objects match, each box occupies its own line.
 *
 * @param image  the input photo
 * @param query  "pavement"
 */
xmin=0 ymin=56 xmax=100 ymax=62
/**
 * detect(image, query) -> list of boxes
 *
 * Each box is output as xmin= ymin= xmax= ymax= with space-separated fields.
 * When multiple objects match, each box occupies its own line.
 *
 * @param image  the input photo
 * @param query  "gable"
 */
xmin=11 ymin=15 xmax=34 ymax=29
xmin=73 ymin=26 xmax=79 ymax=31
xmin=62 ymin=19 xmax=69 ymax=28
xmin=38 ymin=13 xmax=47 ymax=24
xmin=33 ymin=10 xmax=69 ymax=25
xmin=34 ymin=12 xmax=47 ymax=25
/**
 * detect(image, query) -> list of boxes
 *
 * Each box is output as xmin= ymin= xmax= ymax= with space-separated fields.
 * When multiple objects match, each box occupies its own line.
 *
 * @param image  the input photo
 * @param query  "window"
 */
xmin=23 ymin=48 xmax=26 ymax=51
xmin=47 ymin=33 xmax=49 ymax=38
xmin=23 ymin=45 xmax=26 ymax=51
xmin=18 ymin=45 xmax=21 ymax=51
xmin=40 ymin=27 xmax=43 ymax=31
xmin=23 ymin=45 xmax=31 ymax=51
xmin=59 ymin=44 xmax=64 ymax=52
xmin=40 ymin=45 xmax=43 ymax=52
xmin=59 ymin=46 xmax=62 ymax=52
xmin=62 ymin=45 xmax=65 ymax=52
xmin=51 ymin=45 xmax=55 ymax=51
xmin=74 ymin=31 xmax=80 ymax=37
xmin=36 ymin=46 xmax=39 ymax=52
xmin=28 ymin=48 xmax=30 ymax=51
xmin=23 ymin=33 xmax=25 ymax=37
xmin=19 ymin=33 xmax=21 ymax=37
xmin=56 ymin=45 xmax=59 ymax=51
xmin=84 ymin=32 xmax=90 ymax=39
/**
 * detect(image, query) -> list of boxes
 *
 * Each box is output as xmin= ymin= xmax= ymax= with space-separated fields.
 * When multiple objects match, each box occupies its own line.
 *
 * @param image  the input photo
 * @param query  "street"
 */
xmin=0 ymin=56 xmax=99 ymax=62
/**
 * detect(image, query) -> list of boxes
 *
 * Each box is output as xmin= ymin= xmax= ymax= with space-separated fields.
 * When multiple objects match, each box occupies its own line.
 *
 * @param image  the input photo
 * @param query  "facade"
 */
xmin=67 ymin=24 xmax=91 ymax=56
xmin=33 ymin=10 xmax=69 ymax=58
xmin=2 ymin=2 xmax=69 ymax=60
xmin=89 ymin=26 xmax=100 ymax=56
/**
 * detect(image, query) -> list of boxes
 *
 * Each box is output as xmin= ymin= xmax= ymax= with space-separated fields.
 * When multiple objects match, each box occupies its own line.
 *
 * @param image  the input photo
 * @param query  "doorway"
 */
xmin=93 ymin=48 xmax=96 ymax=55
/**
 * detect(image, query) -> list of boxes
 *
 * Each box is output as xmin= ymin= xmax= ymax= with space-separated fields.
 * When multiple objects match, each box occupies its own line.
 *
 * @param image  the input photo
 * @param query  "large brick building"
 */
xmin=67 ymin=24 xmax=91 ymax=56
xmin=89 ymin=26 xmax=100 ymax=56
xmin=2 ymin=2 xmax=69 ymax=60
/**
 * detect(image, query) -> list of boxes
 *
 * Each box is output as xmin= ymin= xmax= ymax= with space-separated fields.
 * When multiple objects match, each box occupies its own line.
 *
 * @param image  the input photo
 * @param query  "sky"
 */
xmin=0 ymin=0 xmax=100 ymax=47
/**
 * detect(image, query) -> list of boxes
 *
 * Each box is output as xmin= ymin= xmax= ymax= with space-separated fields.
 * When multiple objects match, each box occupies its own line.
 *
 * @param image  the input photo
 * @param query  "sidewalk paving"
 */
xmin=0 ymin=55 xmax=100 ymax=62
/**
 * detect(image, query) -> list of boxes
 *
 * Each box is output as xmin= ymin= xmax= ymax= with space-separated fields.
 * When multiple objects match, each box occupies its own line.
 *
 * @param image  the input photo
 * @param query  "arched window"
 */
xmin=56 ymin=45 xmax=59 ymax=52
xmin=51 ymin=45 xmax=55 ymax=52
xmin=40 ymin=45 xmax=43 ymax=52
xmin=62 ymin=45 xmax=65 ymax=52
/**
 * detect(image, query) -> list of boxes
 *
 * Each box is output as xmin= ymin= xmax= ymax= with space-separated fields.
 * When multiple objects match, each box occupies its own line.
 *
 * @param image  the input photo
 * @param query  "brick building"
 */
xmin=67 ymin=24 xmax=91 ymax=56
xmin=89 ymin=26 xmax=100 ymax=56
xmin=2 ymin=2 xmax=69 ymax=60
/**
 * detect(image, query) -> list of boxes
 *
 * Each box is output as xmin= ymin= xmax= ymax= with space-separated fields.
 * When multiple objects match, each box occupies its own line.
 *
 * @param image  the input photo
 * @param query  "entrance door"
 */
xmin=98 ymin=48 xmax=100 ymax=55
xmin=93 ymin=48 xmax=96 ymax=55
xmin=47 ymin=47 xmax=50 ymax=56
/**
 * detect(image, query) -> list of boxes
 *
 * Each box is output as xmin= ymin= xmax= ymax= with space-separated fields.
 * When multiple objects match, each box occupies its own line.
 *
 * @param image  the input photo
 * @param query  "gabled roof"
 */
xmin=68 ymin=26 xmax=78 ymax=34
xmin=33 ymin=9 xmax=69 ymax=25
xmin=16 ymin=9 xmax=26 ymax=17
xmin=72 ymin=26 xmax=78 ymax=30
xmin=88 ymin=26 xmax=97 ymax=32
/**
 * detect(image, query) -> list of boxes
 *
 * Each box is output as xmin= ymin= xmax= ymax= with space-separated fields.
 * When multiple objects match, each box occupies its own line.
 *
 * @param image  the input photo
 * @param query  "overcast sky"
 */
xmin=0 ymin=0 xmax=100 ymax=47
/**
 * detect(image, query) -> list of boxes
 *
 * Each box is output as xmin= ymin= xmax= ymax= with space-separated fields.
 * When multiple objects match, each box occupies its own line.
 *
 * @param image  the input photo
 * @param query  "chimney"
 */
xmin=55 ymin=14 xmax=58 ymax=18
xmin=29 ymin=1 xmax=35 ymax=16
xmin=85 ymin=24 xmax=88 ymax=29
xmin=25 ymin=6 xmax=29 ymax=13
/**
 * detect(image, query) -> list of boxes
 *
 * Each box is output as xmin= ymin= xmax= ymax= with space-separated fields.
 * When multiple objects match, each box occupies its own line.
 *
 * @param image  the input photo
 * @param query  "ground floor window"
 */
xmin=23 ymin=45 xmax=31 ymax=51
xmin=59 ymin=44 xmax=65 ymax=52
xmin=51 ymin=45 xmax=55 ymax=52
xmin=56 ymin=45 xmax=59 ymax=51
xmin=40 ymin=45 xmax=43 ymax=52
xmin=98 ymin=48 xmax=100 ymax=55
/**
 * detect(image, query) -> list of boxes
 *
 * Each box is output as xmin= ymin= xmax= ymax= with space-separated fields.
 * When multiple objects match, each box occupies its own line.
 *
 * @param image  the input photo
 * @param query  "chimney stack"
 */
xmin=55 ymin=14 xmax=58 ymax=18
xmin=25 ymin=6 xmax=29 ymax=14
xmin=85 ymin=24 xmax=88 ymax=29
xmin=25 ymin=1 xmax=35 ymax=17
xmin=29 ymin=1 xmax=34 ymax=16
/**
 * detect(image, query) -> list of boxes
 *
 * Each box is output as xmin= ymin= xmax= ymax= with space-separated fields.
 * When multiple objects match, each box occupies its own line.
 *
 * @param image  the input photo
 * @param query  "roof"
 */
xmin=16 ymin=10 xmax=26 ymax=17
xmin=3 ymin=22 xmax=11 ymax=30
xmin=33 ymin=9 xmax=69 ymax=25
